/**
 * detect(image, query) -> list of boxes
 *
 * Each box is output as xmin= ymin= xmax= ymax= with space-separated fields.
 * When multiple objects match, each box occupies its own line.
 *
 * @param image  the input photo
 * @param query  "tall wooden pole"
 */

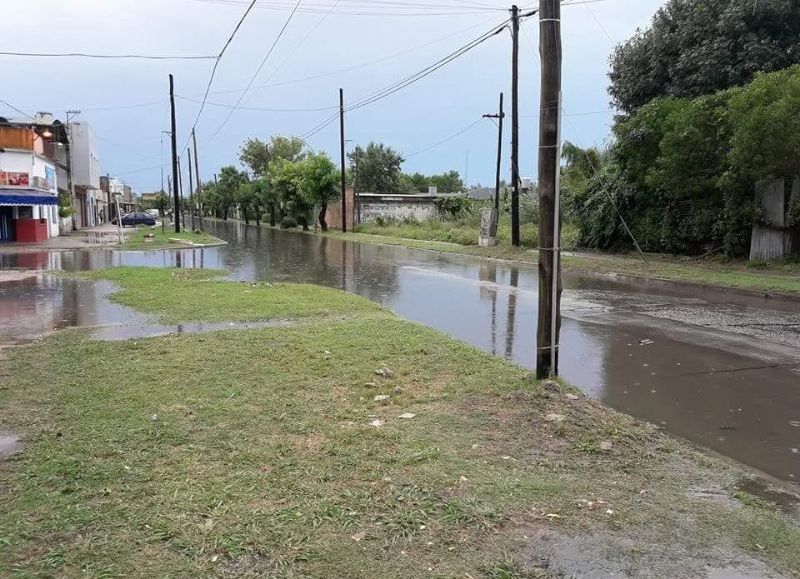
xmin=192 ymin=128 xmax=204 ymax=231
xmin=169 ymin=74 xmax=180 ymax=233
xmin=510 ymin=4 xmax=521 ymax=247
xmin=483 ymin=92 xmax=505 ymax=214
xmin=494 ymin=93 xmax=504 ymax=212
xmin=339 ymin=88 xmax=347 ymax=233
xmin=187 ymin=149 xmax=195 ymax=231
xmin=536 ymin=0 xmax=562 ymax=378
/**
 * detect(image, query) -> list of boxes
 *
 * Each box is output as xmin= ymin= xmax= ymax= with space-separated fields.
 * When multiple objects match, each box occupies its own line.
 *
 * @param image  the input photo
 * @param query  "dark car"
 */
xmin=114 ymin=212 xmax=156 ymax=227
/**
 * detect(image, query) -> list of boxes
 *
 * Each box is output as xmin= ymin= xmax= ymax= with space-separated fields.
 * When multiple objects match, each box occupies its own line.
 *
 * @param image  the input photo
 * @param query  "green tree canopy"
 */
xmin=236 ymin=180 xmax=264 ymax=226
xmin=269 ymin=159 xmax=310 ymax=230
xmin=239 ymin=136 xmax=307 ymax=176
xmin=609 ymin=0 xmax=800 ymax=112
xmin=216 ymin=166 xmax=246 ymax=220
xmin=349 ymin=142 xmax=404 ymax=193
xmin=297 ymin=153 xmax=340 ymax=231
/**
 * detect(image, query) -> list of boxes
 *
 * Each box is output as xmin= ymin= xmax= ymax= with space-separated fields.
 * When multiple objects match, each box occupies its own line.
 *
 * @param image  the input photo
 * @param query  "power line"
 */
xmin=346 ymin=18 xmax=510 ymax=113
xmin=300 ymin=17 xmax=508 ymax=140
xmin=182 ymin=0 xmax=261 ymax=151
xmin=405 ymin=118 xmax=484 ymax=157
xmin=0 ymin=98 xmax=35 ymax=120
xmin=0 ymin=51 xmax=215 ymax=60
xmin=206 ymin=17 xmax=496 ymax=96
xmin=206 ymin=0 xmax=305 ymax=142
xmin=177 ymin=94 xmax=337 ymax=112
xmin=189 ymin=0 xmax=502 ymax=15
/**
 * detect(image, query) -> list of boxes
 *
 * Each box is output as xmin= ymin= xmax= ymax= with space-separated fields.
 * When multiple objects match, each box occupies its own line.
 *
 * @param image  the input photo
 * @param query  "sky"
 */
xmin=0 ymin=0 xmax=665 ymax=192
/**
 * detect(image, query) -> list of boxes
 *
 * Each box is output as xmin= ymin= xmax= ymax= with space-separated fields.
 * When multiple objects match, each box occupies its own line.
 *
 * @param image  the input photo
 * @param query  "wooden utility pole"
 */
xmin=483 ymin=92 xmax=505 ymax=212
xmin=535 ymin=0 xmax=563 ymax=378
xmin=187 ymin=149 xmax=195 ymax=232
xmin=510 ymin=4 xmax=521 ymax=247
xmin=339 ymin=88 xmax=347 ymax=233
xmin=192 ymin=128 xmax=204 ymax=231
xmin=177 ymin=156 xmax=184 ymax=220
xmin=169 ymin=74 xmax=180 ymax=233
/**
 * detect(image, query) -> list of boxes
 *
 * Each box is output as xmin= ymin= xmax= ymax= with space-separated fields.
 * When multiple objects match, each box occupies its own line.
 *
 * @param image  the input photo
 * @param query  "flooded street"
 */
xmin=1 ymin=219 xmax=799 ymax=484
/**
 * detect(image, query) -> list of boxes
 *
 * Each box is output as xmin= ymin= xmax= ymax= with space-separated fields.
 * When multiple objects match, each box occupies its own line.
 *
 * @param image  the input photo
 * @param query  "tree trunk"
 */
xmin=269 ymin=203 xmax=276 ymax=227
xmin=256 ymin=213 xmax=261 ymax=227
xmin=318 ymin=202 xmax=328 ymax=232
xmin=301 ymin=215 xmax=309 ymax=231
xmin=243 ymin=207 xmax=249 ymax=225
xmin=223 ymin=208 xmax=228 ymax=221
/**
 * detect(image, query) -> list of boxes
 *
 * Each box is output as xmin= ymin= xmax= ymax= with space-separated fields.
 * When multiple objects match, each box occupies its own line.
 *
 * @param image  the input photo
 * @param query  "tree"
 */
xmin=216 ymin=166 xmax=245 ymax=220
xmin=609 ymin=0 xmax=800 ymax=112
xmin=349 ymin=142 xmax=404 ymax=193
xmin=237 ymin=180 xmax=264 ymax=226
xmin=239 ymin=136 xmax=307 ymax=176
xmin=297 ymin=153 xmax=340 ymax=231
xmin=269 ymin=160 xmax=311 ymax=230
xmin=429 ymin=170 xmax=464 ymax=193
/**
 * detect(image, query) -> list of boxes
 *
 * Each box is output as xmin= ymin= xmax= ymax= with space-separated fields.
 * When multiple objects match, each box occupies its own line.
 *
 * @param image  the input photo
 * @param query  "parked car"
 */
xmin=114 ymin=212 xmax=156 ymax=227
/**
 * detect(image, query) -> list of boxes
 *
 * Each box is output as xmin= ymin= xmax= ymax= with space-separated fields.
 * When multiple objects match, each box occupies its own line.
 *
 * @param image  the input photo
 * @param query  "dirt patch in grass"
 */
xmin=0 ymin=268 xmax=798 ymax=577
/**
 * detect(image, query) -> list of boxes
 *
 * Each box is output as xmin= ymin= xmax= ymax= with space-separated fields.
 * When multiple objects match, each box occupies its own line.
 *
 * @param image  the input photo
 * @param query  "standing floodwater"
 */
xmin=1 ymin=220 xmax=799 ymax=483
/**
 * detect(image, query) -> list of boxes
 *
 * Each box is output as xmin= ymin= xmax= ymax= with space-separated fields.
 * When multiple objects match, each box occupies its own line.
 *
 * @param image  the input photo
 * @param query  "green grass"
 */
xmin=325 ymin=225 xmax=800 ymax=297
xmin=352 ymin=215 xmax=580 ymax=250
xmin=120 ymin=227 xmax=225 ymax=250
xmin=79 ymin=267 xmax=381 ymax=324
xmin=1 ymin=268 xmax=798 ymax=577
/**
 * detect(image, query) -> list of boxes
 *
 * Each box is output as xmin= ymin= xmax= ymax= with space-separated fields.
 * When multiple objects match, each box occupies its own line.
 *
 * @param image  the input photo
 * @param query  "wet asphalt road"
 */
xmin=1 ymin=220 xmax=798 ymax=483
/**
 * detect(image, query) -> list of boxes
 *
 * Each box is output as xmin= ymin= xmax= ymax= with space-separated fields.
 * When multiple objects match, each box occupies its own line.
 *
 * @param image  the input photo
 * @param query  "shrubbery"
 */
xmin=568 ymin=66 xmax=800 ymax=256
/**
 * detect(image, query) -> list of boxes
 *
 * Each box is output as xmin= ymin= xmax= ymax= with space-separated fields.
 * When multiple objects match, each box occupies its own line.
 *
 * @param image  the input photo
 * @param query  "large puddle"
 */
xmin=1 ymin=220 xmax=798 ymax=484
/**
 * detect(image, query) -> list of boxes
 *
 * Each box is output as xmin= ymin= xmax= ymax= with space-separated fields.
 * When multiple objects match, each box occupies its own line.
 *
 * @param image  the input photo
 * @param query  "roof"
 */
xmin=0 ymin=189 xmax=58 ymax=206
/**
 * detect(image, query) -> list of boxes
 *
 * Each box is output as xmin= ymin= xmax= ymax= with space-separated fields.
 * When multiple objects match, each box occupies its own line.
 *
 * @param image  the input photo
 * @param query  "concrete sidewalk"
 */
xmin=0 ymin=223 xmax=137 ymax=254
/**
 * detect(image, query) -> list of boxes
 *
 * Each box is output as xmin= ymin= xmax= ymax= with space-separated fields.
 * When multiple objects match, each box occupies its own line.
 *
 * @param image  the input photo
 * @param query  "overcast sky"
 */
xmin=1 ymin=0 xmax=664 ymax=191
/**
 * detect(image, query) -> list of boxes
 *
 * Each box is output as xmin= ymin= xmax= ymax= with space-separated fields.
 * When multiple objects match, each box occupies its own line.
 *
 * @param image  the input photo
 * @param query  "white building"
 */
xmin=68 ymin=120 xmax=103 ymax=228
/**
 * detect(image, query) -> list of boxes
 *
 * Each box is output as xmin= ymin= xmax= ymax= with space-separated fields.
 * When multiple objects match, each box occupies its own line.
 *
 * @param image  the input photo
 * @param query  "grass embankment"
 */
xmin=120 ymin=227 xmax=225 ymax=250
xmin=329 ymin=222 xmax=800 ymax=297
xmin=1 ymin=268 xmax=798 ymax=577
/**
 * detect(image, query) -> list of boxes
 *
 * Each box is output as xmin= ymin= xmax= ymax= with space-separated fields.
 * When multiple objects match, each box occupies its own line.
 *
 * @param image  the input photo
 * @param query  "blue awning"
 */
xmin=0 ymin=189 xmax=58 ymax=206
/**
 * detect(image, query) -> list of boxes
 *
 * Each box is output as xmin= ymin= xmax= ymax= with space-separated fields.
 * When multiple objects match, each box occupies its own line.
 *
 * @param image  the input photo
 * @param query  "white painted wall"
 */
xmin=69 ymin=122 xmax=101 ymax=190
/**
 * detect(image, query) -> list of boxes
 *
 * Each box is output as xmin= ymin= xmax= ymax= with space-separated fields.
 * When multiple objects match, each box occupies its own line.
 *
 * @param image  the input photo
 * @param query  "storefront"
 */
xmin=0 ymin=189 xmax=59 ymax=242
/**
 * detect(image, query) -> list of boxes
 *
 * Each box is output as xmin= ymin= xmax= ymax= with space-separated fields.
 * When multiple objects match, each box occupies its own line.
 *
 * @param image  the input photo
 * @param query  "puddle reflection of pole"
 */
xmin=505 ymin=268 xmax=519 ymax=360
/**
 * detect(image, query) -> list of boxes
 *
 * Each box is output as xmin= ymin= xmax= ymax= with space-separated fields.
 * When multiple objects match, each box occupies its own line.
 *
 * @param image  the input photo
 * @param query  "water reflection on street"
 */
xmin=1 ymin=219 xmax=799 ymax=484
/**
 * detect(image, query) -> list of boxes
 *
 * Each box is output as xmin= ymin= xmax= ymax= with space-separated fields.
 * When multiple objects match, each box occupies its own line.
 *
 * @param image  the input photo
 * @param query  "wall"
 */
xmin=357 ymin=193 xmax=439 ymax=224
xmin=323 ymin=188 xmax=355 ymax=231
xmin=69 ymin=122 xmax=101 ymax=190
xmin=750 ymin=179 xmax=800 ymax=261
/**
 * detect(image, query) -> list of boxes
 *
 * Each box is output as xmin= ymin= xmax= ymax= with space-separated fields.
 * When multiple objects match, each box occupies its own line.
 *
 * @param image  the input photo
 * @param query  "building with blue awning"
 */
xmin=0 ymin=122 xmax=61 ymax=243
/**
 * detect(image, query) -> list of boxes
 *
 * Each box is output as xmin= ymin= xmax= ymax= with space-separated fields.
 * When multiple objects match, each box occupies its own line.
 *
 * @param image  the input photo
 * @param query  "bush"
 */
xmin=435 ymin=196 xmax=473 ymax=219
xmin=570 ymin=68 xmax=800 ymax=256
xmin=280 ymin=215 xmax=298 ymax=229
